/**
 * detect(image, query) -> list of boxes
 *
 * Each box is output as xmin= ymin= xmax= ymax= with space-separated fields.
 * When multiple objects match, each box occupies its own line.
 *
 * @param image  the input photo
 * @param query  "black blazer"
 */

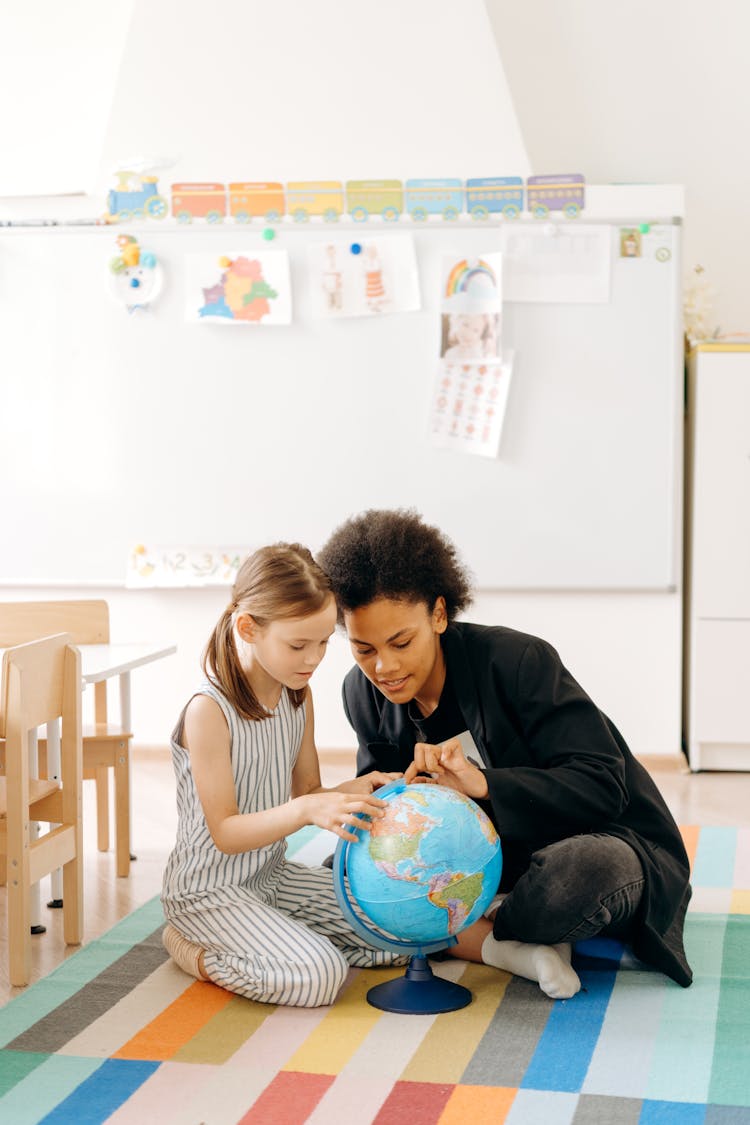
xmin=342 ymin=621 xmax=692 ymax=986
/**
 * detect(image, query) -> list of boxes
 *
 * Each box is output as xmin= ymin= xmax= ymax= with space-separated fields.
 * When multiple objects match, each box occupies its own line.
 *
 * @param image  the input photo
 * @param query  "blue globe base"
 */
xmin=366 ymin=955 xmax=472 ymax=1015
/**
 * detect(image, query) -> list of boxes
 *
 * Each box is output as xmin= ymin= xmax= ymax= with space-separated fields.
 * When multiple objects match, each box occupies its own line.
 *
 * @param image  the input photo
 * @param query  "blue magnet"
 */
xmin=130 ymin=277 xmax=141 ymax=288
xmin=262 ymin=227 xmax=275 ymax=241
xmin=350 ymin=242 xmax=362 ymax=255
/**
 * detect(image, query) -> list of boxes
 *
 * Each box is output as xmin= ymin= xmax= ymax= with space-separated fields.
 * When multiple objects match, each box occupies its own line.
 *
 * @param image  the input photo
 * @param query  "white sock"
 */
xmin=483 ymin=893 xmax=507 ymax=919
xmin=162 ymin=923 xmax=207 ymax=980
xmin=481 ymin=933 xmax=581 ymax=999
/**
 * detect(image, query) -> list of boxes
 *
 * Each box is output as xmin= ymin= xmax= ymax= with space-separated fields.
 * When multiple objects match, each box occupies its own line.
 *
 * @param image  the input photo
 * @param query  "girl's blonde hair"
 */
xmin=203 ymin=543 xmax=332 ymax=721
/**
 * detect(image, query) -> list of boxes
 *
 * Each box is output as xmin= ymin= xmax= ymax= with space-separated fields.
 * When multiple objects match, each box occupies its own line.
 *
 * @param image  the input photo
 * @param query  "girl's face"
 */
xmin=343 ymin=596 xmax=447 ymax=708
xmin=453 ymin=314 xmax=484 ymax=346
xmin=237 ymin=596 xmax=337 ymax=691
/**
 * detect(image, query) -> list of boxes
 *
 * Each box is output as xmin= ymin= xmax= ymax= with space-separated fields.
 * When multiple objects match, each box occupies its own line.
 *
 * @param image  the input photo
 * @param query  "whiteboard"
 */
xmin=0 ymin=218 xmax=682 ymax=588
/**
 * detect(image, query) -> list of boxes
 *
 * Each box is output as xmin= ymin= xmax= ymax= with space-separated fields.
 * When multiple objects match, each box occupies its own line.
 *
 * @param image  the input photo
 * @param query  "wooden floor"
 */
xmin=2 ymin=747 xmax=749 ymax=1003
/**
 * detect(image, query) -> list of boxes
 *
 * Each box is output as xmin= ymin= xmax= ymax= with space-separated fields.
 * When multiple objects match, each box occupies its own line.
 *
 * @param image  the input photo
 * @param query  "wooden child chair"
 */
xmin=0 ymin=633 xmax=83 ymax=986
xmin=0 ymin=600 xmax=133 ymax=877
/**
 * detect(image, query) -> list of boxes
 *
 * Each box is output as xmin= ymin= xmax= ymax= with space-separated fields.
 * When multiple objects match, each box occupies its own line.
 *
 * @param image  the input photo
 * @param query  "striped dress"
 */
xmin=161 ymin=682 xmax=404 ymax=1007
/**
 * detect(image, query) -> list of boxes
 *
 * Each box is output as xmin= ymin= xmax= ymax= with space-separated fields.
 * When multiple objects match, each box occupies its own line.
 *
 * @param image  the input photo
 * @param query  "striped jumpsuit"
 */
xmin=161 ymin=683 xmax=405 ymax=1007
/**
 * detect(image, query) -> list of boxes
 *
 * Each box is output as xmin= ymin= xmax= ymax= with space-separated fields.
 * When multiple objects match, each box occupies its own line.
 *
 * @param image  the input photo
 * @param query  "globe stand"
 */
xmin=366 ymin=953 xmax=472 ymax=1015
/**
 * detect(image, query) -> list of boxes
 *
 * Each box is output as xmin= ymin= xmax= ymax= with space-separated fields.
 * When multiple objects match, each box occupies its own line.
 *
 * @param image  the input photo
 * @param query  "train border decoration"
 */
xmin=104 ymin=173 xmax=585 ymax=225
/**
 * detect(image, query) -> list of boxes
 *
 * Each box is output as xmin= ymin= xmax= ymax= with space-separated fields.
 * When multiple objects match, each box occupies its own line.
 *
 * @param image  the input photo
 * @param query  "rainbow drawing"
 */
xmin=445 ymin=258 xmax=498 ymax=298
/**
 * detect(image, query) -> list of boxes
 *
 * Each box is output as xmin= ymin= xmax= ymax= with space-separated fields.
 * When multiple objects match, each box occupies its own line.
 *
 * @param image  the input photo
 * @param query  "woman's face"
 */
xmin=343 ymin=596 xmax=447 ymax=706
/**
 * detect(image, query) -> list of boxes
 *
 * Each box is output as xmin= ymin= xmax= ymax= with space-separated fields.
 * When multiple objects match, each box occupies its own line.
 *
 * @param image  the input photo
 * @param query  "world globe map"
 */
xmin=342 ymin=782 xmax=502 ymax=948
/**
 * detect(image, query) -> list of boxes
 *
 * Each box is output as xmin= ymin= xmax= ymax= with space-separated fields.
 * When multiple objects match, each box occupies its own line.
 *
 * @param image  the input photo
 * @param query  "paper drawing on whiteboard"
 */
xmin=501 ymin=225 xmax=611 ymax=303
xmin=429 ymin=351 xmax=515 ymax=459
xmin=439 ymin=253 xmax=502 ymax=362
xmin=308 ymin=234 xmax=420 ymax=319
xmin=185 ymin=250 xmax=292 ymax=324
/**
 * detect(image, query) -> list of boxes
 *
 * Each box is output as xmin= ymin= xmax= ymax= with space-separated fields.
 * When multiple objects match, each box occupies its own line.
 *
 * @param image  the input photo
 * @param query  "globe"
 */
xmin=333 ymin=780 xmax=502 ymax=1014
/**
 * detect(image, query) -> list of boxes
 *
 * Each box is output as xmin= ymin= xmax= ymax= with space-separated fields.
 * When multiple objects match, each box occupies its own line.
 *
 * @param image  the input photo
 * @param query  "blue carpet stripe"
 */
xmin=639 ymin=1100 xmax=708 ymax=1123
xmin=521 ymin=965 xmax=617 ymax=1092
xmin=692 ymin=827 xmax=738 ymax=888
xmin=38 ymin=1058 xmax=160 ymax=1125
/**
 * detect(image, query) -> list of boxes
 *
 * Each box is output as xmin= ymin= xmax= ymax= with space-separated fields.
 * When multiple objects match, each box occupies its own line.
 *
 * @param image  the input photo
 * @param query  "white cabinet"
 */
xmin=684 ymin=345 xmax=750 ymax=769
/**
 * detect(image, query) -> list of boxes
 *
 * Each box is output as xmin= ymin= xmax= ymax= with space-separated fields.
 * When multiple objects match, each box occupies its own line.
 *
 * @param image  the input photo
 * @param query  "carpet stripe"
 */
xmin=504 ymin=1088 xmax=579 ymax=1124
xmin=0 ymin=899 xmax=165 ymax=1047
xmin=639 ymin=1100 xmax=707 ymax=1123
xmin=572 ymin=1093 xmax=642 ymax=1124
xmin=372 ymin=1080 xmax=454 ymax=1125
xmin=164 ymin=990 xmax=335 ymax=1125
xmin=730 ymin=889 xmax=750 ymax=914
xmin=104 ymin=1061 xmax=230 ymax=1125
xmin=734 ymin=829 xmax=750 ymax=888
xmin=282 ymin=965 xmax=403 ymax=1075
xmin=5 ymin=929 xmax=169 ymax=1055
xmin=582 ymin=971 xmax=667 ymax=1098
xmin=174 ymin=992 xmax=275 ymax=1065
xmin=461 ymin=975 xmax=552 ymax=1086
xmin=0 ymin=1055 xmax=103 ymax=1125
xmin=709 ymin=916 xmax=750 ymax=1107
xmin=401 ymin=963 xmax=504 ymax=1083
xmin=58 ymin=959 xmax=192 ymax=1058
xmin=522 ymin=965 xmax=616 ymax=1092
xmin=239 ymin=1070 xmax=335 ymax=1125
xmin=438 ymin=1084 xmax=517 ymax=1123
xmin=303 ymin=961 xmax=469 ymax=1124
xmin=645 ymin=912 xmax=728 ymax=1103
xmin=693 ymin=827 xmax=738 ymax=887
xmin=37 ymin=1058 xmax=159 ymax=1124
xmin=681 ymin=824 xmax=701 ymax=872
xmin=114 ymin=979 xmax=232 ymax=1061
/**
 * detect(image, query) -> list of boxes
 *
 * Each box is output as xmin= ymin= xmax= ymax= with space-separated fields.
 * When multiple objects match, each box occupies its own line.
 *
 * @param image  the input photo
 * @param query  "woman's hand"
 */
xmin=404 ymin=740 xmax=489 ymax=800
xmin=335 ymin=770 xmax=402 ymax=795
xmin=298 ymin=790 xmax=388 ymax=842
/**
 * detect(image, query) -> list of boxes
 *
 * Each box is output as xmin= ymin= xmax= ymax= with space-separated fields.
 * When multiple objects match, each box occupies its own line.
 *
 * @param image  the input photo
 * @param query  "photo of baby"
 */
xmin=441 ymin=312 xmax=501 ymax=361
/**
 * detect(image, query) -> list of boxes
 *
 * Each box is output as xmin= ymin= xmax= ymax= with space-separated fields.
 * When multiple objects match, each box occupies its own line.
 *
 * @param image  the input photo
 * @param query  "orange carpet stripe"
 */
xmin=438 ymin=1084 xmax=518 ymax=1124
xmin=681 ymin=824 xmax=701 ymax=871
xmin=114 ymin=980 xmax=232 ymax=1061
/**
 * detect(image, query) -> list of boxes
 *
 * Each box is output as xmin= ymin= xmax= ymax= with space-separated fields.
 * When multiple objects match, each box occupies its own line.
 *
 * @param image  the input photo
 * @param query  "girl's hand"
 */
xmin=336 ymin=770 xmax=402 ymax=795
xmin=299 ymin=790 xmax=388 ymax=843
xmin=404 ymin=740 xmax=489 ymax=800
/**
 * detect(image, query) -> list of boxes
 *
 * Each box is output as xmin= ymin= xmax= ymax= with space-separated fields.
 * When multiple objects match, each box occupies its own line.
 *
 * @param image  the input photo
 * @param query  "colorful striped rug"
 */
xmin=1 ymin=825 xmax=749 ymax=1125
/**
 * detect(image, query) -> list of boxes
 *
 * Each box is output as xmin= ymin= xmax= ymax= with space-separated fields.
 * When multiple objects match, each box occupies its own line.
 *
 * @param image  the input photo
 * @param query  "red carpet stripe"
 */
xmin=373 ymin=1080 xmax=454 ymax=1124
xmin=238 ymin=1070 xmax=335 ymax=1124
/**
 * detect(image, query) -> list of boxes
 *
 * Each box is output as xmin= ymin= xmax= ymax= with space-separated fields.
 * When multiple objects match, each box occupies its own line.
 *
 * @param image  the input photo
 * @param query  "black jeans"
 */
xmin=492 ymin=833 xmax=645 ymax=946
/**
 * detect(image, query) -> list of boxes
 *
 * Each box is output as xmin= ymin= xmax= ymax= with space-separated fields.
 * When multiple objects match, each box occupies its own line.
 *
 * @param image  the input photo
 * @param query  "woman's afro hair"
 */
xmin=317 ymin=508 xmax=474 ymax=622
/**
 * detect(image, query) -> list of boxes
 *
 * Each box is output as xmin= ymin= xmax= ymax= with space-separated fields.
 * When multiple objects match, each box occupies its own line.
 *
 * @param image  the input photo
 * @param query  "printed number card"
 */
xmin=126 ymin=545 xmax=248 ymax=587
xmin=430 ymin=252 xmax=513 ymax=458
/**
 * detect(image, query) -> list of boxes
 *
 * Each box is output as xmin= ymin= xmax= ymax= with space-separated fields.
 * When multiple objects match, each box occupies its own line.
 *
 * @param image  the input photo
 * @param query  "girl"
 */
xmin=317 ymin=509 xmax=693 ymax=998
xmin=161 ymin=543 xmax=405 ymax=1007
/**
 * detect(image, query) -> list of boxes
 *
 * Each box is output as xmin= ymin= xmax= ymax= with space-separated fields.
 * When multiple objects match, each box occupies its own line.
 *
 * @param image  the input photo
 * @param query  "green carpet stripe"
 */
xmin=0 ymin=897 xmax=165 ymax=1048
xmin=709 ymin=915 xmax=750 ymax=1106
xmin=0 ymin=1054 xmax=102 ymax=1125
xmin=0 ymin=1049 xmax=48 ymax=1095
xmin=646 ymin=913 xmax=727 ymax=1103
